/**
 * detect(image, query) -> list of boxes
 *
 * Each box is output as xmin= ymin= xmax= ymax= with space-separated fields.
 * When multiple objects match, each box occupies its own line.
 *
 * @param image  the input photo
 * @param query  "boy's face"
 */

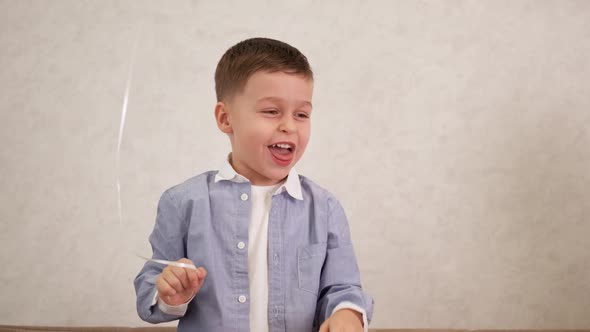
xmin=215 ymin=71 xmax=313 ymax=185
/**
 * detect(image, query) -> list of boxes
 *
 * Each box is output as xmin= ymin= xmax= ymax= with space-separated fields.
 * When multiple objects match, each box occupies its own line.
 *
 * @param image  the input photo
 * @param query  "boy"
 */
xmin=134 ymin=38 xmax=373 ymax=332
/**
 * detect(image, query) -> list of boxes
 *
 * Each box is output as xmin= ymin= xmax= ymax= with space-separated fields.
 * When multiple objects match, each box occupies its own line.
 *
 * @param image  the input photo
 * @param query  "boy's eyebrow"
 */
xmin=256 ymin=96 xmax=313 ymax=108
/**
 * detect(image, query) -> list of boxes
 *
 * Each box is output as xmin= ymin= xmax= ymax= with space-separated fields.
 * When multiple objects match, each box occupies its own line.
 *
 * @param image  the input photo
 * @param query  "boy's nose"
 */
xmin=278 ymin=118 xmax=296 ymax=133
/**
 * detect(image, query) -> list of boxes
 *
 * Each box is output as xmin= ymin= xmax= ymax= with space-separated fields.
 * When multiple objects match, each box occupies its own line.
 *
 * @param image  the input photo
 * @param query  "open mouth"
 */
xmin=268 ymin=142 xmax=295 ymax=166
xmin=268 ymin=143 xmax=294 ymax=154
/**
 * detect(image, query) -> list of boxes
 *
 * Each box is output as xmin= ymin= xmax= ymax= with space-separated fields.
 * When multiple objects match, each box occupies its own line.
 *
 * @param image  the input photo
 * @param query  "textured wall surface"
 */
xmin=1 ymin=0 xmax=589 ymax=329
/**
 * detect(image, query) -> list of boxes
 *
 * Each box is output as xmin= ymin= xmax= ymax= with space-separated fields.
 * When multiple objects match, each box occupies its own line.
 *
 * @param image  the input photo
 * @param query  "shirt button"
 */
xmin=238 ymin=295 xmax=247 ymax=303
xmin=273 ymin=253 xmax=279 ymax=262
xmin=237 ymin=241 xmax=246 ymax=250
xmin=240 ymin=193 xmax=248 ymax=201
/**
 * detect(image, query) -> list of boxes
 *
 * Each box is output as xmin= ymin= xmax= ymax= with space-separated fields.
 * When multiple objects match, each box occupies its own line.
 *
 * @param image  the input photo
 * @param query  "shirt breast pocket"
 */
xmin=297 ymin=243 xmax=327 ymax=295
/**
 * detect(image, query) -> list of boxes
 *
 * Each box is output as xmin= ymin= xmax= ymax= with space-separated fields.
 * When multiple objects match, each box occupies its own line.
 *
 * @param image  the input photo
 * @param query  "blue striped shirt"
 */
xmin=134 ymin=166 xmax=374 ymax=331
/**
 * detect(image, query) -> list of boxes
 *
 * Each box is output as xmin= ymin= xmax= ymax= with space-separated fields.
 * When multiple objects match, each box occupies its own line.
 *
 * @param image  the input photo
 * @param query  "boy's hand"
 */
xmin=155 ymin=258 xmax=207 ymax=306
xmin=319 ymin=308 xmax=363 ymax=332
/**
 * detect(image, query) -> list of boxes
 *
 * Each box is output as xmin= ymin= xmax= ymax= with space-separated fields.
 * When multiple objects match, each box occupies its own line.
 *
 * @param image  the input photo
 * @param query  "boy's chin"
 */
xmin=263 ymin=169 xmax=291 ymax=184
xmin=269 ymin=172 xmax=290 ymax=183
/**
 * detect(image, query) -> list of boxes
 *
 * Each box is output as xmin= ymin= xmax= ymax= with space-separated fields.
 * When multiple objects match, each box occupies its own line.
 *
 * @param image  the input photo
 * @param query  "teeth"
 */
xmin=272 ymin=143 xmax=292 ymax=149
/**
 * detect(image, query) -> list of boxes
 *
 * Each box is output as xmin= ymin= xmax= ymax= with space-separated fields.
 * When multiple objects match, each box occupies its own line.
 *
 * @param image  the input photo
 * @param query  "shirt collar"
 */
xmin=214 ymin=156 xmax=249 ymax=183
xmin=214 ymin=154 xmax=303 ymax=200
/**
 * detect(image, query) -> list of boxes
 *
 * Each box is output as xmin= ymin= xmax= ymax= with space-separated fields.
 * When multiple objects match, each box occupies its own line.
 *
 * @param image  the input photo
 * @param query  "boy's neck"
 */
xmin=228 ymin=153 xmax=288 ymax=186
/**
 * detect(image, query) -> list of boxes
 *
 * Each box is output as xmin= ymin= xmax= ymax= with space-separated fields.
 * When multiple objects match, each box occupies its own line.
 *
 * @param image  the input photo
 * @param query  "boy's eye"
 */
xmin=296 ymin=112 xmax=310 ymax=119
xmin=262 ymin=109 xmax=279 ymax=115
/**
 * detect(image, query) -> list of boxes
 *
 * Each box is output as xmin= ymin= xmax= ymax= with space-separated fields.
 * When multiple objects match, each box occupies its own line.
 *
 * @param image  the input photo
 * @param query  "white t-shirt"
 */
xmin=247 ymin=184 xmax=280 ymax=331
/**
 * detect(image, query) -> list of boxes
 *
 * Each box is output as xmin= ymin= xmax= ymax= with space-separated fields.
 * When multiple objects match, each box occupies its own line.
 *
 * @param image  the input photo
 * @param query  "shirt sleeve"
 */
xmin=134 ymin=190 xmax=190 ymax=323
xmin=314 ymin=197 xmax=374 ymax=327
xmin=153 ymin=289 xmax=191 ymax=316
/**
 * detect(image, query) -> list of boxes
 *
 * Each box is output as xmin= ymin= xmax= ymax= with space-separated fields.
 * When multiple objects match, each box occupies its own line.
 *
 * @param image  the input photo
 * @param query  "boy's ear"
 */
xmin=214 ymin=101 xmax=233 ymax=134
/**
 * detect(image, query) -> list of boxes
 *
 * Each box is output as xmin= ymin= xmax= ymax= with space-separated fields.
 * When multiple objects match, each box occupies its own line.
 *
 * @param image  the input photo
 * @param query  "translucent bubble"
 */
xmin=116 ymin=26 xmax=141 ymax=225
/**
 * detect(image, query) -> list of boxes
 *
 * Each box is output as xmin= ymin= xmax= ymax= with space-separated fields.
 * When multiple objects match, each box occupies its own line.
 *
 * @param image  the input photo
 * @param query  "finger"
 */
xmin=162 ymin=270 xmax=184 ymax=293
xmin=318 ymin=320 xmax=329 ymax=332
xmin=176 ymin=258 xmax=199 ymax=284
xmin=178 ymin=258 xmax=195 ymax=265
xmin=185 ymin=268 xmax=198 ymax=285
xmin=189 ymin=267 xmax=204 ymax=285
xmin=156 ymin=275 xmax=177 ymax=296
xmin=193 ymin=267 xmax=207 ymax=288
xmin=197 ymin=267 xmax=207 ymax=281
xmin=178 ymin=258 xmax=196 ymax=270
xmin=170 ymin=265 xmax=190 ymax=289
xmin=187 ymin=268 xmax=204 ymax=291
xmin=179 ymin=264 xmax=200 ymax=285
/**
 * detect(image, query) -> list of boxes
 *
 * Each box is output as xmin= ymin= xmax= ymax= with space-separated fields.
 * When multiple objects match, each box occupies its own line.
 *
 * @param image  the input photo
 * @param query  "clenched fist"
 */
xmin=155 ymin=258 xmax=207 ymax=306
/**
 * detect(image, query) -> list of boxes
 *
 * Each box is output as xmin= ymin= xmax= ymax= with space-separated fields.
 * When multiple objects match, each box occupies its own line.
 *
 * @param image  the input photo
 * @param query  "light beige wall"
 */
xmin=1 ymin=0 xmax=589 ymax=329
